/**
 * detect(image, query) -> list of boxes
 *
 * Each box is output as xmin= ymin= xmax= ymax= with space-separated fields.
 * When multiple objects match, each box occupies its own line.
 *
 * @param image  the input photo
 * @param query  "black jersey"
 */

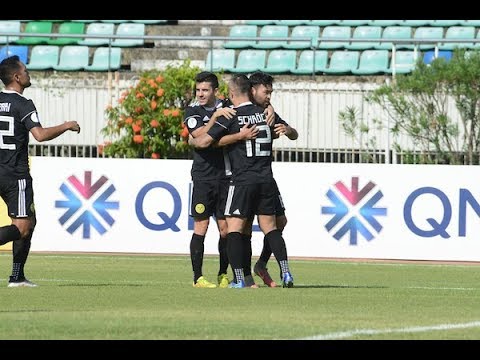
xmin=208 ymin=102 xmax=274 ymax=185
xmin=0 ymin=90 xmax=41 ymax=179
xmin=184 ymin=98 xmax=231 ymax=181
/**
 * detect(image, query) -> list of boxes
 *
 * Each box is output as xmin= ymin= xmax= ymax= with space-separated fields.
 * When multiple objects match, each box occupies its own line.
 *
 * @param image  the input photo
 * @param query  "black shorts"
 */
xmin=272 ymin=178 xmax=286 ymax=217
xmin=189 ymin=179 xmax=230 ymax=220
xmin=225 ymin=180 xmax=278 ymax=219
xmin=0 ymin=176 xmax=35 ymax=218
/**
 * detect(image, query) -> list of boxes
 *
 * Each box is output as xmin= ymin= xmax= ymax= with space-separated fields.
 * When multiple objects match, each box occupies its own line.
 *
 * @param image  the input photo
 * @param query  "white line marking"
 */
xmin=299 ymin=321 xmax=480 ymax=340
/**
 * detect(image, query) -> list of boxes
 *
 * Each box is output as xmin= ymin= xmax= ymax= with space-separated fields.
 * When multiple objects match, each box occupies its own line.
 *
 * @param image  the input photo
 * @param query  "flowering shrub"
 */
xmin=100 ymin=60 xmax=227 ymax=159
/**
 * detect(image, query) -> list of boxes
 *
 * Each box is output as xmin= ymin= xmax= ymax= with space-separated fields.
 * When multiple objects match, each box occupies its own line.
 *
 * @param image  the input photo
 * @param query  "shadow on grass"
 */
xmin=58 ymin=283 xmax=145 ymax=287
xmin=288 ymin=284 xmax=387 ymax=289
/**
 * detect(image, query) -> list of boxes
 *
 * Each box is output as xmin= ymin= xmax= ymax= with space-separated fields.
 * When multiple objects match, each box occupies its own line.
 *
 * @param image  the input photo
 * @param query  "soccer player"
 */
xmin=248 ymin=71 xmax=298 ymax=288
xmin=0 ymin=55 xmax=81 ymax=287
xmin=184 ymin=71 xmax=256 ymax=288
xmin=190 ymin=74 xmax=294 ymax=288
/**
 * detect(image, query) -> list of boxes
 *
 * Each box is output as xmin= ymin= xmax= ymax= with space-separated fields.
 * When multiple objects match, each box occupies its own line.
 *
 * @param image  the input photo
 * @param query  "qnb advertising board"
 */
xmin=30 ymin=157 xmax=480 ymax=261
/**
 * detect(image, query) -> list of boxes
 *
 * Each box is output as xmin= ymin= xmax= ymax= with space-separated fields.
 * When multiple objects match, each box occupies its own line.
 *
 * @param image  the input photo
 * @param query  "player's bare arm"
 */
xmin=190 ymin=107 xmax=237 ymax=138
xmin=274 ymin=123 xmax=298 ymax=140
xmin=189 ymin=132 xmax=216 ymax=149
xmin=217 ymin=123 xmax=259 ymax=147
xmin=30 ymin=121 xmax=81 ymax=142
xmin=265 ymin=104 xmax=275 ymax=126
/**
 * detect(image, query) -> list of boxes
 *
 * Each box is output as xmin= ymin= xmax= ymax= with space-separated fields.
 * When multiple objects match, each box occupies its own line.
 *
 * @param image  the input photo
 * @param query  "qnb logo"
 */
xmin=321 ymin=177 xmax=387 ymax=245
xmin=55 ymin=171 xmax=119 ymax=239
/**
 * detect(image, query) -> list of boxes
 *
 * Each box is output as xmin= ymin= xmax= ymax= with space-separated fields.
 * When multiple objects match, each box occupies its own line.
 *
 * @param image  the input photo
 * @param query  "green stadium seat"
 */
xmin=274 ymin=20 xmax=309 ymax=26
xmin=53 ymin=45 xmax=89 ymax=71
xmin=27 ymin=45 xmax=59 ymax=70
xmin=318 ymin=26 xmax=351 ymax=49
xmin=78 ymin=22 xmax=115 ymax=46
xmin=367 ymin=20 xmax=403 ymax=26
xmin=204 ymin=49 xmax=235 ymax=72
xmin=346 ymin=26 xmax=382 ymax=50
xmin=0 ymin=21 xmax=21 ymax=44
xmin=406 ymin=27 xmax=444 ymax=50
xmin=351 ymin=50 xmax=390 ymax=75
xmin=253 ymin=25 xmax=289 ymax=49
xmin=323 ymin=51 xmax=360 ymax=74
xmin=262 ymin=49 xmax=297 ymax=73
xmin=224 ymin=25 xmax=257 ymax=49
xmin=84 ymin=47 xmax=121 ymax=71
xmin=376 ymin=26 xmax=413 ymax=50
xmin=283 ymin=26 xmax=319 ymax=49
xmin=0 ymin=45 xmax=28 ymax=63
xmin=112 ymin=23 xmax=145 ymax=47
xmin=16 ymin=21 xmax=53 ymax=45
xmin=439 ymin=26 xmax=475 ymax=50
xmin=229 ymin=49 xmax=266 ymax=73
xmin=47 ymin=22 xmax=85 ymax=45
xmin=290 ymin=50 xmax=328 ymax=74
xmin=429 ymin=20 xmax=463 ymax=26
xmin=307 ymin=20 xmax=339 ymax=26
xmin=338 ymin=20 xmax=370 ymax=26
xmin=386 ymin=50 xmax=420 ymax=74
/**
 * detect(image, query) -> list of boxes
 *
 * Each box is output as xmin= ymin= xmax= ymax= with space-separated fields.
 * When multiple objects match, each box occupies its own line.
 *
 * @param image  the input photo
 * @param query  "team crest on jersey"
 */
xmin=187 ymin=117 xmax=198 ymax=129
xmin=195 ymin=203 xmax=206 ymax=214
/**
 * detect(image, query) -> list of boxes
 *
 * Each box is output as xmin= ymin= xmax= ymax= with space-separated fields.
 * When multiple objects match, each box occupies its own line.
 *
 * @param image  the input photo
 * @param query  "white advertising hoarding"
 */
xmin=29 ymin=157 xmax=480 ymax=262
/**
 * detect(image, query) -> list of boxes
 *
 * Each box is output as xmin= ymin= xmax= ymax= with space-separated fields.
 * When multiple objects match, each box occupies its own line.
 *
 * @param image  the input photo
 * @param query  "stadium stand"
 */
xmin=16 ymin=21 xmax=52 ymax=45
xmin=263 ymin=49 xmax=297 ymax=73
xmin=78 ymin=22 xmax=115 ymax=46
xmin=204 ymin=49 xmax=236 ymax=72
xmin=0 ymin=21 xmax=21 ymax=44
xmin=290 ymin=50 xmax=328 ymax=74
xmin=27 ymin=45 xmax=60 ymax=70
xmin=48 ymin=22 xmax=85 ymax=46
xmin=253 ymin=25 xmax=289 ymax=49
xmin=84 ymin=47 xmax=122 ymax=71
xmin=53 ymin=45 xmax=89 ymax=71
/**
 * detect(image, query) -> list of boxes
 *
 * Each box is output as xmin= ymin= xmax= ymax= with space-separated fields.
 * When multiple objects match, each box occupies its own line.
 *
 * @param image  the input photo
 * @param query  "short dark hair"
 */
xmin=0 ymin=55 xmax=21 ymax=87
xmin=229 ymin=74 xmax=251 ymax=96
xmin=249 ymin=71 xmax=273 ymax=87
xmin=195 ymin=71 xmax=219 ymax=89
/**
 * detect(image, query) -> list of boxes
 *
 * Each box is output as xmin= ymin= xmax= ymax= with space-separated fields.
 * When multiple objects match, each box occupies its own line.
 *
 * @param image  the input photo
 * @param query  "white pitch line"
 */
xmin=299 ymin=321 xmax=480 ymax=340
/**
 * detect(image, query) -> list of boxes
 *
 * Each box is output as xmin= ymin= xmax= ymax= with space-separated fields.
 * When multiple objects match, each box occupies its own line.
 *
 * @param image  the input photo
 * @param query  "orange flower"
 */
xmin=171 ymin=109 xmax=180 ymax=117
xmin=133 ymin=135 xmax=143 ymax=144
xmin=136 ymin=92 xmax=145 ymax=99
xmin=163 ymin=109 xmax=171 ymax=116
xmin=151 ymin=152 xmax=160 ymax=159
xmin=125 ymin=117 xmax=133 ymax=125
xmin=156 ymin=75 xmax=164 ymax=83
xmin=136 ymin=119 xmax=142 ymax=125
xmin=180 ymin=127 xmax=189 ymax=138
xmin=135 ymin=106 xmax=143 ymax=114
xmin=151 ymin=100 xmax=157 ymax=110
xmin=157 ymin=88 xmax=165 ymax=97
xmin=150 ymin=119 xmax=159 ymax=128
xmin=132 ymin=124 xmax=142 ymax=133
xmin=97 ymin=144 xmax=104 ymax=155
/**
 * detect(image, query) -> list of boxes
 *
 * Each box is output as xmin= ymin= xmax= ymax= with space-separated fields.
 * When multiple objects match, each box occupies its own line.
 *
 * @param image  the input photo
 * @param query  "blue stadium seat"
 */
xmin=0 ymin=45 xmax=28 ymax=63
xmin=423 ymin=50 xmax=453 ymax=65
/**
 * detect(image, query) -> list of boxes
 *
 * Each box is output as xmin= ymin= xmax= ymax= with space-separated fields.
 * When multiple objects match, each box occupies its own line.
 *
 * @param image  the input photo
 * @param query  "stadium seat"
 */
xmin=84 ymin=47 xmax=121 ymax=71
xmin=229 ymin=49 xmax=266 ymax=73
xmin=401 ymin=20 xmax=431 ymax=27
xmin=439 ymin=26 xmax=475 ymax=50
xmin=461 ymin=20 xmax=480 ymax=26
xmin=262 ymin=49 xmax=297 ymax=73
xmin=429 ymin=20 xmax=463 ymax=27
xmin=16 ymin=21 xmax=53 ymax=45
xmin=318 ymin=26 xmax=351 ymax=49
xmin=351 ymin=50 xmax=390 ymax=75
xmin=338 ymin=20 xmax=370 ymax=26
xmin=0 ymin=21 xmax=21 ymax=44
xmin=423 ymin=50 xmax=453 ymax=65
xmin=323 ymin=51 xmax=360 ymax=74
xmin=27 ymin=45 xmax=59 ymax=70
xmin=48 ymin=21 xmax=85 ymax=46
xmin=283 ymin=25 xmax=319 ymax=49
xmin=387 ymin=50 xmax=420 ymax=74
xmin=253 ymin=25 xmax=289 ymax=49
xmin=376 ymin=26 xmax=413 ymax=50
xmin=346 ymin=26 xmax=382 ymax=50
xmin=112 ymin=23 xmax=145 ymax=47
xmin=407 ymin=27 xmax=444 ymax=50
xmin=290 ymin=50 xmax=328 ymax=74
xmin=78 ymin=22 xmax=115 ymax=46
xmin=367 ymin=20 xmax=403 ymax=26
xmin=0 ymin=45 xmax=28 ymax=63
xmin=53 ymin=45 xmax=90 ymax=71
xmin=274 ymin=20 xmax=309 ymax=26
xmin=307 ymin=20 xmax=339 ymax=26
xmin=204 ymin=49 xmax=235 ymax=72
xmin=224 ymin=25 xmax=257 ymax=49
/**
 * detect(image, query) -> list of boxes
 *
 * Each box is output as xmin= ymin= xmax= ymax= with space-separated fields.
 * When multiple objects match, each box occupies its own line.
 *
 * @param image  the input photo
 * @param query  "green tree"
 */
xmin=340 ymin=49 xmax=480 ymax=164
xmin=100 ymin=60 xmax=228 ymax=159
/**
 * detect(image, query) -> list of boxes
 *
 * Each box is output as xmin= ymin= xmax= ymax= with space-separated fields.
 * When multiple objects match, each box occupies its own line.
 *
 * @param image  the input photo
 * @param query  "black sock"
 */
xmin=265 ymin=229 xmax=288 ymax=262
xmin=218 ymin=237 xmax=229 ymax=276
xmin=190 ymin=233 xmax=205 ymax=283
xmin=0 ymin=225 xmax=21 ymax=246
xmin=241 ymin=234 xmax=252 ymax=276
xmin=10 ymin=230 xmax=32 ymax=282
xmin=259 ymin=234 xmax=274 ymax=264
xmin=227 ymin=232 xmax=244 ymax=282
